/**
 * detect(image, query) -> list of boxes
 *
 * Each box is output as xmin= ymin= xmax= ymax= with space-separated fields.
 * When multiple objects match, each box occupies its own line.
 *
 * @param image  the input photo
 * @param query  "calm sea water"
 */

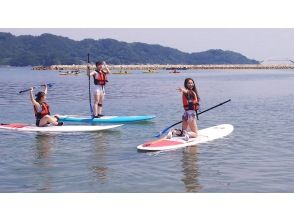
xmin=1 ymin=67 xmax=294 ymax=192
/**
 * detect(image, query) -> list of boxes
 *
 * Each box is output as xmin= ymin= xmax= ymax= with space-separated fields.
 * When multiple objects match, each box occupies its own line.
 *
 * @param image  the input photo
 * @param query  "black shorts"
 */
xmin=36 ymin=119 xmax=41 ymax=127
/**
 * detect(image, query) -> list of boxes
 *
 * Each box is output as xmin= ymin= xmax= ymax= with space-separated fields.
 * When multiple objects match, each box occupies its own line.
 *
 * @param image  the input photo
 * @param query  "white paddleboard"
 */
xmin=0 ymin=123 xmax=123 ymax=132
xmin=137 ymin=124 xmax=234 ymax=151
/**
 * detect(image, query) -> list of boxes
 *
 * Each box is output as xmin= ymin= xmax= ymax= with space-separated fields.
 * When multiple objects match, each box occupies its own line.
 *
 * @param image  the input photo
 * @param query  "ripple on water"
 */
xmin=1 ymin=68 xmax=294 ymax=192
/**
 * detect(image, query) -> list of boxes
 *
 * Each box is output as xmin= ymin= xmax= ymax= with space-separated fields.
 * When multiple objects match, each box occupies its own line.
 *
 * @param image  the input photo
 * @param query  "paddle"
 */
xmin=154 ymin=99 xmax=231 ymax=137
xmin=18 ymin=83 xmax=54 ymax=94
xmin=87 ymin=53 xmax=94 ymax=116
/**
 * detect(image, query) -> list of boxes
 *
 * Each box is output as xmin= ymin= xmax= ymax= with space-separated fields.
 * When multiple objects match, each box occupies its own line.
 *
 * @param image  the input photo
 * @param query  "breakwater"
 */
xmin=32 ymin=64 xmax=294 ymax=71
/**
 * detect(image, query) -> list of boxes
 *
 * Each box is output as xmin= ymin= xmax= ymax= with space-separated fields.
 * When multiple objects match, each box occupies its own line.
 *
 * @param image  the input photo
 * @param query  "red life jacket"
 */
xmin=182 ymin=91 xmax=200 ymax=111
xmin=93 ymin=70 xmax=107 ymax=85
xmin=34 ymin=102 xmax=50 ymax=119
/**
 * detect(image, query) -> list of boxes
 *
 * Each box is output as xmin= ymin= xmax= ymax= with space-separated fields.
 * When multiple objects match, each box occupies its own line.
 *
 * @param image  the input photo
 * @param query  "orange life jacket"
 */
xmin=34 ymin=102 xmax=50 ymax=119
xmin=182 ymin=91 xmax=200 ymax=111
xmin=93 ymin=70 xmax=107 ymax=85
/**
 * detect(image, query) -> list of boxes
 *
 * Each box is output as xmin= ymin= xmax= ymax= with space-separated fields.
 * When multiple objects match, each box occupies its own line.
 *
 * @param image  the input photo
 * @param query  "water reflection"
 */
xmin=35 ymin=134 xmax=55 ymax=161
xmin=91 ymin=133 xmax=109 ymax=184
xmin=181 ymin=145 xmax=202 ymax=192
xmin=33 ymin=134 xmax=55 ymax=192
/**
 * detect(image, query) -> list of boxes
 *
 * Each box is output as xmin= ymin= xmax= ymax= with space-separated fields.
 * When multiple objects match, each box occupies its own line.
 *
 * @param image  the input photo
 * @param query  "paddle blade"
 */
xmin=154 ymin=121 xmax=182 ymax=138
xmin=154 ymin=127 xmax=171 ymax=138
xmin=154 ymin=133 xmax=161 ymax=138
xmin=19 ymin=88 xmax=31 ymax=94
xmin=40 ymin=83 xmax=54 ymax=87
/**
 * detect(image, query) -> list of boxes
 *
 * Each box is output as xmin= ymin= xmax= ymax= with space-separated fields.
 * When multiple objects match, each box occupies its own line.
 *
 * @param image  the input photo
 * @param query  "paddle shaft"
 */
xmin=198 ymin=99 xmax=231 ymax=116
xmin=19 ymin=83 xmax=54 ymax=94
xmin=87 ymin=54 xmax=94 ymax=116
xmin=156 ymin=99 xmax=231 ymax=137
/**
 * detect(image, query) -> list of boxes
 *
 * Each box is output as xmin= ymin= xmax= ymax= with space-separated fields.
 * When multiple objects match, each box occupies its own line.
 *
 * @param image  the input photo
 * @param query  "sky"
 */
xmin=1 ymin=28 xmax=294 ymax=62
xmin=1 ymin=1 xmax=294 ymax=62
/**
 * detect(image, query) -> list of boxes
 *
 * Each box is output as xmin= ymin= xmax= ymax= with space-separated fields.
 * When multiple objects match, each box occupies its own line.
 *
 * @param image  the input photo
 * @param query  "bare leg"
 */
xmin=182 ymin=118 xmax=198 ymax=138
xmin=39 ymin=115 xmax=58 ymax=127
xmin=187 ymin=118 xmax=198 ymax=138
xmin=182 ymin=120 xmax=188 ymax=131
xmin=98 ymin=94 xmax=104 ymax=115
xmin=94 ymin=93 xmax=100 ymax=116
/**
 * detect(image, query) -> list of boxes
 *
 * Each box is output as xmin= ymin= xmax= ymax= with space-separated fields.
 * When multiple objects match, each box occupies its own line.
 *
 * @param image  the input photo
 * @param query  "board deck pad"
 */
xmin=0 ymin=123 xmax=28 ymax=128
xmin=137 ymin=124 xmax=234 ymax=151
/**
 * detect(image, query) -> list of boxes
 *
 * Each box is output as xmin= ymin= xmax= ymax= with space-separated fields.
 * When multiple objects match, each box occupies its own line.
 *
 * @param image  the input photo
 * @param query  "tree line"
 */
xmin=0 ymin=32 xmax=259 ymax=66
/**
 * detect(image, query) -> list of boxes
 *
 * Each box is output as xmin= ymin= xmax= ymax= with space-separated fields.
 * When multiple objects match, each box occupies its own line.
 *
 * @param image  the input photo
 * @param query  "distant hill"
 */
xmin=0 ymin=32 xmax=259 ymax=66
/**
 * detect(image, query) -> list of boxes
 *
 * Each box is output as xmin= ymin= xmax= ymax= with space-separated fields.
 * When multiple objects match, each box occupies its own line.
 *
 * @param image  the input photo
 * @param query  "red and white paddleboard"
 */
xmin=137 ymin=124 xmax=234 ymax=151
xmin=0 ymin=123 xmax=122 ymax=132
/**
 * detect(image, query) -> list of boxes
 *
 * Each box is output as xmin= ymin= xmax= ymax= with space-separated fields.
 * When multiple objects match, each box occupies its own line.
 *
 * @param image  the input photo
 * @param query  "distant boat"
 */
xmin=169 ymin=69 xmax=181 ymax=74
xmin=142 ymin=69 xmax=158 ymax=73
xmin=59 ymin=70 xmax=80 ymax=76
xmin=166 ymin=67 xmax=188 ymax=70
xmin=112 ymin=70 xmax=128 ymax=74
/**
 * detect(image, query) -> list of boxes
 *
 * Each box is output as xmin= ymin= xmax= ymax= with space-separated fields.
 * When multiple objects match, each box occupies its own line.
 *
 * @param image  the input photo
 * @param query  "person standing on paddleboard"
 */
xmin=87 ymin=60 xmax=111 ymax=118
xmin=167 ymin=78 xmax=200 ymax=140
xmin=29 ymin=85 xmax=63 ymax=127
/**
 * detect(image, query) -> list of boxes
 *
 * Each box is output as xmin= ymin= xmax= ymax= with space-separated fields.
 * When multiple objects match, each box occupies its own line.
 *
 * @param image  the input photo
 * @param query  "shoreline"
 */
xmin=32 ymin=64 xmax=294 ymax=71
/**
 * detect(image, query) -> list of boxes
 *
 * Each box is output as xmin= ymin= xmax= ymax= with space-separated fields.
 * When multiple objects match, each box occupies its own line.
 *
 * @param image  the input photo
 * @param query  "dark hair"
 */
xmin=35 ymin=91 xmax=45 ymax=102
xmin=184 ymin=78 xmax=200 ymax=100
xmin=95 ymin=60 xmax=103 ymax=66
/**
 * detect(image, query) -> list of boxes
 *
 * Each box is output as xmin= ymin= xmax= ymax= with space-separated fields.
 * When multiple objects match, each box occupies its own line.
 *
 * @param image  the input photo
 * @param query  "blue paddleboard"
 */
xmin=58 ymin=115 xmax=156 ymax=123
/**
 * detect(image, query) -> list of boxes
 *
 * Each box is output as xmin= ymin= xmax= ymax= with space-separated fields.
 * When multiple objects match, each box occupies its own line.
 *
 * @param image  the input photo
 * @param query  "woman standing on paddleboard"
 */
xmin=167 ymin=78 xmax=200 ymax=140
xmin=87 ymin=60 xmax=111 ymax=118
xmin=29 ymin=85 xmax=63 ymax=127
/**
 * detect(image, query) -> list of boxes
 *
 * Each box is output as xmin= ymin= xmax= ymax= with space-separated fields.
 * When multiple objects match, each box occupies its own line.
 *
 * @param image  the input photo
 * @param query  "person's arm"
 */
xmin=44 ymin=84 xmax=48 ymax=95
xmin=103 ymin=61 xmax=111 ymax=74
xmin=29 ymin=87 xmax=40 ymax=108
xmin=88 ymin=69 xmax=96 ymax=76
xmin=86 ymin=63 xmax=95 ymax=76
xmin=177 ymin=87 xmax=188 ymax=94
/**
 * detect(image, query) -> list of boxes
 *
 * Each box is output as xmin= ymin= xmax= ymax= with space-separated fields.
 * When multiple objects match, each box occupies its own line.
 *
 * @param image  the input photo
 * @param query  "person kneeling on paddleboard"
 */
xmin=167 ymin=78 xmax=200 ymax=141
xmin=29 ymin=85 xmax=63 ymax=127
xmin=87 ymin=60 xmax=111 ymax=118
